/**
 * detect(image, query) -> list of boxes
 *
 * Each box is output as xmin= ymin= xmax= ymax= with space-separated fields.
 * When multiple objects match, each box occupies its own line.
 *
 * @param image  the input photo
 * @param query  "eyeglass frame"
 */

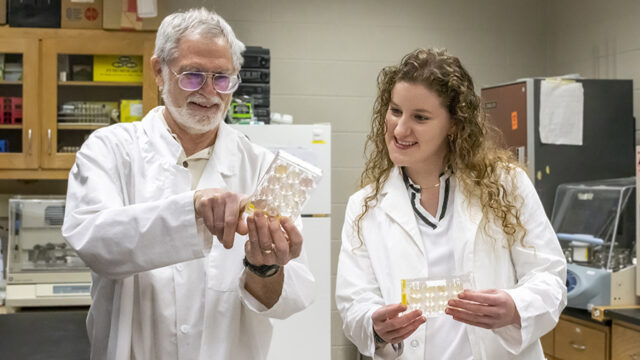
xmin=169 ymin=68 xmax=241 ymax=94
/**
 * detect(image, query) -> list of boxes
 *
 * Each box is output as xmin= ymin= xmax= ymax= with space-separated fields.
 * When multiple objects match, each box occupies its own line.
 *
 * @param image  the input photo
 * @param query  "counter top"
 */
xmin=606 ymin=308 xmax=640 ymax=326
xmin=562 ymin=306 xmax=604 ymax=324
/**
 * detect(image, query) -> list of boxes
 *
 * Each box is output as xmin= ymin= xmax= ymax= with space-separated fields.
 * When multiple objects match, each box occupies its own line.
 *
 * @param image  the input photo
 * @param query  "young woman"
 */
xmin=336 ymin=48 xmax=567 ymax=359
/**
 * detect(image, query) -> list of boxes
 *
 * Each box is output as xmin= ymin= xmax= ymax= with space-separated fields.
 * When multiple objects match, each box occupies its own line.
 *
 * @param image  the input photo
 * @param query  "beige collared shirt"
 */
xmin=160 ymin=116 xmax=214 ymax=190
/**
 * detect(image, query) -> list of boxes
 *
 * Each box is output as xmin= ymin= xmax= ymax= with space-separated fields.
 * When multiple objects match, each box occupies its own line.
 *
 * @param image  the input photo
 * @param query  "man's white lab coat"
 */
xmin=336 ymin=166 xmax=566 ymax=359
xmin=62 ymin=107 xmax=315 ymax=360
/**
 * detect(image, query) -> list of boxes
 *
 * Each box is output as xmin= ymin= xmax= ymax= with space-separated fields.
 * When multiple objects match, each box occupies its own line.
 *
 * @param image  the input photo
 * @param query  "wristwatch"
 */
xmin=373 ymin=328 xmax=386 ymax=345
xmin=243 ymin=257 xmax=281 ymax=278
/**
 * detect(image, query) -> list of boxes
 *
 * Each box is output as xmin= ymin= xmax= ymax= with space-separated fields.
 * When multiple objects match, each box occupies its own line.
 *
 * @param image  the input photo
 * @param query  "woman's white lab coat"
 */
xmin=62 ymin=107 xmax=315 ymax=360
xmin=336 ymin=166 xmax=567 ymax=359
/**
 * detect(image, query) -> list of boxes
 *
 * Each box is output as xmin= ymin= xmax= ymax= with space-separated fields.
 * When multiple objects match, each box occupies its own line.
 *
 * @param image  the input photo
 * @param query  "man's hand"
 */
xmin=371 ymin=303 xmax=426 ymax=345
xmin=244 ymin=211 xmax=302 ymax=266
xmin=446 ymin=289 xmax=521 ymax=329
xmin=193 ymin=189 xmax=249 ymax=249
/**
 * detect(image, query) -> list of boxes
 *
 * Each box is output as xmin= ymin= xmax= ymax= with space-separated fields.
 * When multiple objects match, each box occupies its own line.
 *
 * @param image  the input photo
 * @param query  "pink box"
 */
xmin=11 ymin=97 xmax=22 ymax=124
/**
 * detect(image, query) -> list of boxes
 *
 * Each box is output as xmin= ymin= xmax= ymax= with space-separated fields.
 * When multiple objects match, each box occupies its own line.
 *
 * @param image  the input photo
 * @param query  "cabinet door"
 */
xmin=555 ymin=317 xmax=608 ymax=360
xmin=612 ymin=322 xmax=640 ymax=360
xmin=0 ymin=38 xmax=39 ymax=169
xmin=40 ymin=35 xmax=157 ymax=169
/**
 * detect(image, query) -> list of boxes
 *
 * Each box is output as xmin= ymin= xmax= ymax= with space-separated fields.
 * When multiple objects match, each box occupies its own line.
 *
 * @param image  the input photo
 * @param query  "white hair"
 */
xmin=154 ymin=8 xmax=245 ymax=71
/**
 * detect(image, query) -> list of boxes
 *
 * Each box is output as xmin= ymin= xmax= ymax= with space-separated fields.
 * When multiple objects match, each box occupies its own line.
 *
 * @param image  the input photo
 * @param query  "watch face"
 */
xmin=262 ymin=266 xmax=279 ymax=277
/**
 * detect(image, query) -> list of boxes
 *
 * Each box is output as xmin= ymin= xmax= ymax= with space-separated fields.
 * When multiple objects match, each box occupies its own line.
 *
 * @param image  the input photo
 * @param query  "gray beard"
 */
xmin=161 ymin=87 xmax=225 ymax=134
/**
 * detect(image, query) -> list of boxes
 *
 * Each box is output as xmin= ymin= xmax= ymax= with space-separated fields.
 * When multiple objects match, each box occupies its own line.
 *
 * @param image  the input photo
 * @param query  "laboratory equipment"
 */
xmin=401 ymin=273 xmax=474 ymax=317
xmin=245 ymin=150 xmax=322 ymax=220
xmin=551 ymin=177 xmax=638 ymax=310
xmin=232 ymin=124 xmax=331 ymax=360
xmin=481 ymin=79 xmax=634 ymax=217
xmin=237 ymin=46 xmax=270 ymax=124
xmin=57 ymin=100 xmax=119 ymax=125
xmin=5 ymin=196 xmax=91 ymax=308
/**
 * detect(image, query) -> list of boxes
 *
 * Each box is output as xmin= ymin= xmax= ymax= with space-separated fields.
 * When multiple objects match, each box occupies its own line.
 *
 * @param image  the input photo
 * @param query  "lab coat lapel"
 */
xmin=140 ymin=107 xmax=189 ymax=195
xmin=140 ymin=107 xmax=182 ymax=163
xmin=380 ymin=167 xmax=424 ymax=256
xmin=198 ymin=123 xmax=240 ymax=189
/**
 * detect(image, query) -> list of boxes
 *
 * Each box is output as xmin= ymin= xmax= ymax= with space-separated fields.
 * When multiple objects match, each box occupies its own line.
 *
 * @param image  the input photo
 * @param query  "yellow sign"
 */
xmin=93 ymin=55 xmax=143 ymax=83
xmin=120 ymin=100 xmax=143 ymax=122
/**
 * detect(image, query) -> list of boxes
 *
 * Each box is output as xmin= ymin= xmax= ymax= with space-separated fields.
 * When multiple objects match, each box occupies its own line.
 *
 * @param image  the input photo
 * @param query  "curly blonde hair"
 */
xmin=356 ymin=48 xmax=526 ymax=248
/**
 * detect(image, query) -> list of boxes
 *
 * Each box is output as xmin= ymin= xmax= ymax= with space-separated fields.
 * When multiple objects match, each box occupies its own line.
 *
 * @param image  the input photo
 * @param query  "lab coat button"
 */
xmin=182 ymin=161 xmax=189 ymax=168
xmin=410 ymin=340 xmax=419 ymax=348
xmin=180 ymin=325 xmax=189 ymax=334
xmin=176 ymin=264 xmax=184 ymax=271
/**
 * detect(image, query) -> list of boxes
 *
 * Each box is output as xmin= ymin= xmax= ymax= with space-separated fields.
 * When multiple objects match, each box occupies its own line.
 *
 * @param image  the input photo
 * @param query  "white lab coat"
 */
xmin=62 ymin=107 xmax=315 ymax=360
xmin=336 ymin=166 xmax=567 ymax=359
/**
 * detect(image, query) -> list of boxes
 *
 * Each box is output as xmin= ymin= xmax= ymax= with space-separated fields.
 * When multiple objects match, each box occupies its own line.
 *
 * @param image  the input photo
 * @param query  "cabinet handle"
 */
xmin=569 ymin=341 xmax=586 ymax=351
xmin=48 ymin=129 xmax=52 ymax=155
xmin=27 ymin=129 xmax=32 ymax=155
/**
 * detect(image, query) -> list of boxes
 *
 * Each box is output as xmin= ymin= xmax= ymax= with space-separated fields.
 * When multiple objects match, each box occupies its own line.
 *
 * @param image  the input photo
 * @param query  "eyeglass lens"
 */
xmin=177 ymin=72 xmax=236 ymax=93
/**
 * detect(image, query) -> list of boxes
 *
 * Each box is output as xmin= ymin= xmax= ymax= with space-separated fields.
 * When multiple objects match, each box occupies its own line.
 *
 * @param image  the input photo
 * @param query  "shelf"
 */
xmin=0 ymin=124 xmax=22 ymax=129
xmin=58 ymin=81 xmax=142 ymax=87
xmin=58 ymin=123 xmax=110 ymax=130
xmin=0 ymin=80 xmax=22 ymax=85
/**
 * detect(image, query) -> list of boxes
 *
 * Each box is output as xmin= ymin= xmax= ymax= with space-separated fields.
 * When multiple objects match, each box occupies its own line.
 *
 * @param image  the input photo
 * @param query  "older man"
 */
xmin=62 ymin=8 xmax=314 ymax=360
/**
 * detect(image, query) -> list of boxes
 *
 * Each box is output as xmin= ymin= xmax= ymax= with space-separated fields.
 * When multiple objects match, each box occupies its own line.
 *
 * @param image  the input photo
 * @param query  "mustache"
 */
xmin=187 ymin=95 xmax=223 ymax=107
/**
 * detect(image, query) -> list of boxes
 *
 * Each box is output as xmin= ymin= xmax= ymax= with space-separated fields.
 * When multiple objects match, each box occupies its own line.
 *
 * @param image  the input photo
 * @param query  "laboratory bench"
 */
xmin=542 ymin=307 xmax=640 ymax=360
xmin=0 ymin=307 xmax=90 ymax=359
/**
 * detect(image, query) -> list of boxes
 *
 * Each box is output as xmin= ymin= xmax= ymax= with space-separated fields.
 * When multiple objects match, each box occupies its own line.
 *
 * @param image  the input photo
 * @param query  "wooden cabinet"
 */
xmin=611 ymin=320 xmax=640 ymax=360
xmin=0 ymin=37 xmax=39 ymax=170
xmin=0 ymin=28 xmax=158 ymax=179
xmin=543 ymin=314 xmax=611 ymax=360
xmin=541 ymin=330 xmax=556 ymax=359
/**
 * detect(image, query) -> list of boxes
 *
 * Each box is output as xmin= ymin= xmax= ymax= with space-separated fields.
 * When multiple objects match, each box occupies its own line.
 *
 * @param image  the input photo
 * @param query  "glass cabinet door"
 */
xmin=41 ymin=36 xmax=157 ymax=169
xmin=0 ymin=38 xmax=39 ymax=169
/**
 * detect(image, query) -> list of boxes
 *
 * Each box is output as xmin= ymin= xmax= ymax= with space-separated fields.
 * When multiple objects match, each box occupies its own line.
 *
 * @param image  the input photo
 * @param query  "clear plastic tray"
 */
xmin=245 ymin=150 xmax=322 ymax=219
xmin=401 ymin=273 xmax=474 ymax=317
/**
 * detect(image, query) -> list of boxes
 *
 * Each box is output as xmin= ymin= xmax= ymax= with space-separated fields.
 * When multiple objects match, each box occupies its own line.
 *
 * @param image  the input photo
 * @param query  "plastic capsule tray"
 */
xmin=401 ymin=273 xmax=474 ymax=317
xmin=245 ymin=150 xmax=322 ymax=219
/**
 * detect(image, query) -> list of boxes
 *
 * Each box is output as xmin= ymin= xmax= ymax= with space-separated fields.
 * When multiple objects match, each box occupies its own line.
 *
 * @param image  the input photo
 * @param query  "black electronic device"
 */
xmin=8 ymin=0 xmax=61 ymax=28
xmin=243 ymin=46 xmax=270 ymax=69
xmin=239 ymin=68 xmax=270 ymax=83
xmin=481 ymin=79 xmax=634 ymax=217
xmin=253 ymin=107 xmax=270 ymax=118
xmin=236 ymin=83 xmax=270 ymax=97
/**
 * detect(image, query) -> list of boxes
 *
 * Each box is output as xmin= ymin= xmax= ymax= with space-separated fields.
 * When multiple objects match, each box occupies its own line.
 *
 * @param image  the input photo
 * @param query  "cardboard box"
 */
xmin=1 ymin=0 xmax=7 ymax=25
xmin=93 ymin=55 xmax=143 ymax=83
xmin=62 ymin=0 xmax=103 ymax=29
xmin=120 ymin=99 xmax=142 ymax=122
xmin=103 ymin=0 xmax=168 ymax=31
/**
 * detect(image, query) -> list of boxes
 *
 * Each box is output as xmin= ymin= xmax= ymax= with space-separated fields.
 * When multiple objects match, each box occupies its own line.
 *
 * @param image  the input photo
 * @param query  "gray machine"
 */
xmin=5 ymin=196 xmax=91 ymax=308
xmin=551 ymin=178 xmax=637 ymax=310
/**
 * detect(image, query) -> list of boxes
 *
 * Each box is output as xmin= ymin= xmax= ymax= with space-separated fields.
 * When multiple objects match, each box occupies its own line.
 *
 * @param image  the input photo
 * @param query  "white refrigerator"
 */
xmin=231 ymin=124 xmax=331 ymax=360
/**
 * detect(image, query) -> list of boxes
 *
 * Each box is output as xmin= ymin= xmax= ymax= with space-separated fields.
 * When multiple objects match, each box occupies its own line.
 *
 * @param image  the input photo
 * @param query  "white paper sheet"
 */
xmin=137 ymin=0 xmax=158 ymax=18
xmin=539 ymin=79 xmax=584 ymax=145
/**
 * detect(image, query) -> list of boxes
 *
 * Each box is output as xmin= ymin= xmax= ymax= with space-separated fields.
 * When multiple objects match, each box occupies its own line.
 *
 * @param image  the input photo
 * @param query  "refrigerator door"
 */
xmin=267 ymin=217 xmax=331 ymax=360
xmin=231 ymin=124 xmax=331 ymax=360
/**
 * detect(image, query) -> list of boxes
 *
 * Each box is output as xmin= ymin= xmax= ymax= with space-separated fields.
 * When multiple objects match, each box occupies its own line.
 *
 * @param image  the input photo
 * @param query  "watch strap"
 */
xmin=243 ymin=256 xmax=281 ymax=278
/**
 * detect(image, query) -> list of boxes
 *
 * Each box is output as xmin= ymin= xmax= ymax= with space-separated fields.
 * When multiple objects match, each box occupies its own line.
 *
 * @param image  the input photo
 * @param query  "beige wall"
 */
xmin=544 ymin=0 xmax=640 ymax=130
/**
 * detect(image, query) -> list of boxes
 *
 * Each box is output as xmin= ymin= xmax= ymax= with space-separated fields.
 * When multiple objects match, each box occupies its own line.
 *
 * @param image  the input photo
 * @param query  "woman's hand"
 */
xmin=446 ymin=289 xmax=521 ymax=329
xmin=372 ymin=303 xmax=426 ymax=344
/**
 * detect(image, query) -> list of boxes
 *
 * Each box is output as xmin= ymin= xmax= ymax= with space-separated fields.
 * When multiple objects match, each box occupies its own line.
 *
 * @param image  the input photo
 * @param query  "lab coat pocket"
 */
xmin=207 ymin=235 xmax=246 ymax=291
